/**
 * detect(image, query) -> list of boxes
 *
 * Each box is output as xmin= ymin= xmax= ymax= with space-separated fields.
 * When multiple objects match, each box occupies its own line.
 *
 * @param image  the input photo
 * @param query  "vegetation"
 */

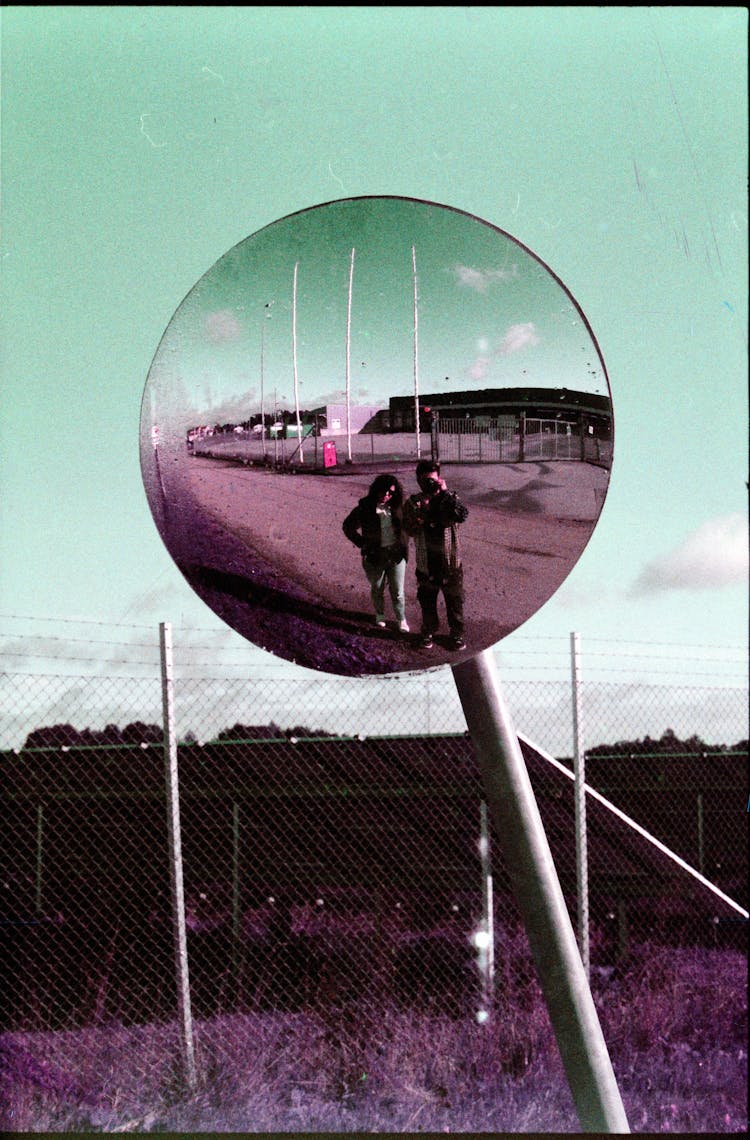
xmin=4 ymin=723 xmax=746 ymax=1132
xmin=19 ymin=721 xmax=340 ymax=750
xmin=18 ymin=722 xmax=748 ymax=755
xmin=586 ymin=727 xmax=748 ymax=759
xmin=1 ymin=942 xmax=745 ymax=1133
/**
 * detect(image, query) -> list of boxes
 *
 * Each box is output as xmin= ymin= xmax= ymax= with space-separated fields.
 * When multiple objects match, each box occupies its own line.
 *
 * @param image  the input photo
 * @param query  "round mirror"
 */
xmin=140 ymin=196 xmax=613 ymax=675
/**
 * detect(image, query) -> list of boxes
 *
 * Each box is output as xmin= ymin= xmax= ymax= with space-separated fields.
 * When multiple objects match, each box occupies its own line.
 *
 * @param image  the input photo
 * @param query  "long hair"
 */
xmin=366 ymin=473 xmax=404 ymax=511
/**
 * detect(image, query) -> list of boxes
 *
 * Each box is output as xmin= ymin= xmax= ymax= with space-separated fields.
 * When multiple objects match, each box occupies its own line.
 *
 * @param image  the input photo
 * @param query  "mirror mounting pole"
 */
xmin=452 ymin=649 xmax=629 ymax=1134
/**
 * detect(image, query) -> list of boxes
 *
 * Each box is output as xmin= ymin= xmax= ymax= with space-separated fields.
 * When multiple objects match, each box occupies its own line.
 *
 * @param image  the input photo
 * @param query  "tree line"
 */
xmin=15 ymin=722 xmax=748 ymax=756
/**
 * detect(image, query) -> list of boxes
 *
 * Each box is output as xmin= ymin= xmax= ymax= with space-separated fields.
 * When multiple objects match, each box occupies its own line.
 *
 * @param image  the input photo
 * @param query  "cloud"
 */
xmin=468 ymin=355 xmax=491 ymax=382
xmin=631 ymin=513 xmax=749 ymax=595
xmin=205 ymin=309 xmax=243 ymax=343
xmin=497 ymin=322 xmax=540 ymax=356
xmin=453 ymin=264 xmax=518 ymax=293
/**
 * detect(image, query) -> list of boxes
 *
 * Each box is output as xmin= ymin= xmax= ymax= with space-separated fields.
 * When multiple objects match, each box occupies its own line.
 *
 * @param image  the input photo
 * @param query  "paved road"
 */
xmin=145 ymin=449 xmax=608 ymax=676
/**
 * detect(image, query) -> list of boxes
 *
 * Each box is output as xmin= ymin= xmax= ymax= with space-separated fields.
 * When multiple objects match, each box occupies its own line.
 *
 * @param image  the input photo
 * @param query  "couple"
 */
xmin=342 ymin=460 xmax=469 ymax=651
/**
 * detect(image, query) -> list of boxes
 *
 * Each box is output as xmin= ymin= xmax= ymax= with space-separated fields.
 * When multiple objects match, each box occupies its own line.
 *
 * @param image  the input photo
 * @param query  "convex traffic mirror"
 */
xmin=140 ymin=196 xmax=613 ymax=675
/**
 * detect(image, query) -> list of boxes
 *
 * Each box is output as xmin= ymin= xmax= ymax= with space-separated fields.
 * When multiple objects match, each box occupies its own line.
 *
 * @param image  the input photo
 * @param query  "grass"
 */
xmin=0 ymin=943 xmax=746 ymax=1133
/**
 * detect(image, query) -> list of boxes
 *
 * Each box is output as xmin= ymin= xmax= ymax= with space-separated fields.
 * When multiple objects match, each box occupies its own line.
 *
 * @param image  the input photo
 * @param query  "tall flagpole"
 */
xmin=292 ymin=261 xmax=303 ymax=463
xmin=345 ymin=247 xmax=355 ymax=463
xmin=412 ymin=244 xmax=421 ymax=459
xmin=260 ymin=304 xmax=269 ymax=460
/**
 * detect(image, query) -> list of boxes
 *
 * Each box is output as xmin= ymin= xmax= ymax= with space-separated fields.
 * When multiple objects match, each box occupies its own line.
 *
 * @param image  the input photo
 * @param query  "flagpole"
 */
xmin=260 ymin=304 xmax=270 ymax=460
xmin=412 ymin=244 xmax=421 ymax=459
xmin=345 ymin=246 xmax=355 ymax=463
xmin=292 ymin=261 xmax=303 ymax=464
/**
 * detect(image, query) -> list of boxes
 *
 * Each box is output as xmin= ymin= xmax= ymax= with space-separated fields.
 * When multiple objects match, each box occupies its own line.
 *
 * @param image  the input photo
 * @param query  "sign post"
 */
xmin=141 ymin=195 xmax=625 ymax=1131
xmin=452 ymin=649 xmax=629 ymax=1133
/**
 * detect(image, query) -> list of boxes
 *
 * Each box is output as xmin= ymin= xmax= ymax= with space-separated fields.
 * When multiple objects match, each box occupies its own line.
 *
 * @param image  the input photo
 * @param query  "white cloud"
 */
xmin=497 ymin=322 xmax=540 ymax=356
xmin=205 ymin=309 xmax=243 ymax=343
xmin=468 ymin=355 xmax=491 ymax=382
xmin=453 ymin=264 xmax=518 ymax=293
xmin=631 ymin=513 xmax=749 ymax=595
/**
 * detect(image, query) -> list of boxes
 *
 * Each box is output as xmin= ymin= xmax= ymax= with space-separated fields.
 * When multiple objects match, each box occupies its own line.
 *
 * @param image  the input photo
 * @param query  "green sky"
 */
xmin=1 ymin=6 xmax=747 ymax=689
xmin=146 ymin=196 xmax=608 ymax=437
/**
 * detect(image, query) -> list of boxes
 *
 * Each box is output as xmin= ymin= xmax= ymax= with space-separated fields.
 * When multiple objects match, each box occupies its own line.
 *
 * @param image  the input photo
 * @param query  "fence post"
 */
xmin=160 ymin=621 xmax=198 ymax=1091
xmin=478 ymin=801 xmax=495 ymax=1020
xmin=424 ymin=675 xmax=432 ymax=735
xmin=570 ymin=631 xmax=590 ymax=978
xmin=430 ymin=409 xmax=440 ymax=463
xmin=697 ymin=793 xmax=705 ymax=875
xmin=232 ymin=801 xmax=242 ymax=978
xmin=35 ymin=803 xmax=44 ymax=915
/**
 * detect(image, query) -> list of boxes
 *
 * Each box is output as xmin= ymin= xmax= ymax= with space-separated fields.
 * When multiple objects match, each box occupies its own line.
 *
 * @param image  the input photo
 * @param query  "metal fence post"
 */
xmin=452 ymin=649 xmax=629 ymax=1134
xmin=232 ymin=800 xmax=242 ymax=977
xmin=570 ymin=631 xmax=590 ymax=977
xmin=697 ymin=792 xmax=705 ymax=875
xmin=478 ymin=801 xmax=495 ymax=1020
xmin=160 ymin=621 xmax=198 ymax=1091
xmin=35 ymin=803 xmax=44 ymax=915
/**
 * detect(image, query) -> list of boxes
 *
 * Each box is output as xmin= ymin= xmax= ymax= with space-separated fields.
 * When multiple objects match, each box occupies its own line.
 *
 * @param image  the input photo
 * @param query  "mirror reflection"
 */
xmin=140 ymin=197 xmax=613 ymax=675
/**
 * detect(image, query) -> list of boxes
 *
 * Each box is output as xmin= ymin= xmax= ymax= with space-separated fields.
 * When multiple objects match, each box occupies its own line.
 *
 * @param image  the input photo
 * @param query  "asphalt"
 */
xmin=143 ymin=445 xmax=610 ymax=677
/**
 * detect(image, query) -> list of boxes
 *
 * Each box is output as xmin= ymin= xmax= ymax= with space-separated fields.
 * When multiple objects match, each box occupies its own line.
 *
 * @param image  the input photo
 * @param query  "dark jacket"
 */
xmin=342 ymin=497 xmax=408 ymax=569
xmin=403 ymin=489 xmax=468 ymax=579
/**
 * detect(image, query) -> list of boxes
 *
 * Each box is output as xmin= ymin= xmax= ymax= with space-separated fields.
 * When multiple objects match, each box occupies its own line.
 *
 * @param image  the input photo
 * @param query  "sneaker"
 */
xmin=398 ymin=620 xmax=410 ymax=633
xmin=375 ymin=614 xmax=386 ymax=628
xmin=419 ymin=633 xmax=434 ymax=649
xmin=448 ymin=634 xmax=466 ymax=651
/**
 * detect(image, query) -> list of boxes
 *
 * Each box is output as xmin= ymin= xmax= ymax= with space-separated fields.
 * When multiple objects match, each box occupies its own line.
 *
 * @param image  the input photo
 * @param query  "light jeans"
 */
xmin=363 ymin=554 xmax=406 ymax=623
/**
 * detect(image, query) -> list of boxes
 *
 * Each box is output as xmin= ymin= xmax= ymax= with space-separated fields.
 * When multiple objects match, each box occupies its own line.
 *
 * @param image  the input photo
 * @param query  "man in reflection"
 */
xmin=403 ymin=460 xmax=468 ymax=650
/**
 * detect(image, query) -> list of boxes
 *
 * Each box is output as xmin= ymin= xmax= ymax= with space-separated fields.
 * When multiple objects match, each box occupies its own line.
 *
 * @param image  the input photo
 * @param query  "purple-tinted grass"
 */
xmin=1 ymin=944 xmax=745 ymax=1133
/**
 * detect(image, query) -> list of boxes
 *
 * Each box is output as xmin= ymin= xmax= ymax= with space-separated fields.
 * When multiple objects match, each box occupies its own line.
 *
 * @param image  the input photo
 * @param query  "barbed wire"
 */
xmin=0 ymin=614 xmax=746 ymax=656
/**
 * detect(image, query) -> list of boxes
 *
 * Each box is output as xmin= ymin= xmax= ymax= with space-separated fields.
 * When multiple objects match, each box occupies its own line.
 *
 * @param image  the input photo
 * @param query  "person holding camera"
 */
xmin=342 ymin=473 xmax=410 ymax=633
xmin=403 ymin=459 xmax=469 ymax=650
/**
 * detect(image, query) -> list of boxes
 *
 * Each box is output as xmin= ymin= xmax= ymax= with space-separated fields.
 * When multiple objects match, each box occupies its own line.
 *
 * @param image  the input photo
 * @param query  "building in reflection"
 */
xmin=388 ymin=387 xmax=612 ymax=466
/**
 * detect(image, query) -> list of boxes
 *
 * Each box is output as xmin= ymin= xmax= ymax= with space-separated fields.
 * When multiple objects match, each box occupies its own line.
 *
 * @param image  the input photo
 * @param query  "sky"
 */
xmin=1 ymin=6 xmax=747 ymax=744
xmin=142 ymin=195 xmax=608 ymax=440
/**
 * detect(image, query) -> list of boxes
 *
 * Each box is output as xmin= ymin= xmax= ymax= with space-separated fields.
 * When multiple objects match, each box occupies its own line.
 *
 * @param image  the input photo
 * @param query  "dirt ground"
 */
xmin=144 ymin=441 xmax=609 ymax=676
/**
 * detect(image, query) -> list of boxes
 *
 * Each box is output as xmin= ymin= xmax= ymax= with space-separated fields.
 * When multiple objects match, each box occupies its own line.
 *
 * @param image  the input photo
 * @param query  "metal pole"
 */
xmin=260 ymin=305 xmax=272 ymax=461
xmin=260 ymin=317 xmax=265 ymax=459
xmin=697 ymin=793 xmax=704 ymax=875
xmin=35 ymin=803 xmax=44 ymax=915
xmin=160 ymin=622 xmax=198 ymax=1091
xmin=346 ymin=247 xmax=354 ymax=463
xmin=570 ymin=631 xmax=590 ymax=978
xmin=273 ymin=388 xmax=279 ymax=467
xmin=478 ymin=801 xmax=495 ymax=1020
xmin=412 ymin=244 xmax=421 ymax=459
xmin=232 ymin=801 xmax=241 ymax=978
xmin=430 ymin=409 xmax=440 ymax=464
xmin=292 ymin=261 xmax=304 ymax=464
xmin=452 ymin=649 xmax=629 ymax=1134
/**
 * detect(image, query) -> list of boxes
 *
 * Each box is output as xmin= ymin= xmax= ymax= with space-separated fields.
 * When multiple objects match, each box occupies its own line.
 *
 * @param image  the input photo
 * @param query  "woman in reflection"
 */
xmin=343 ymin=474 xmax=410 ymax=633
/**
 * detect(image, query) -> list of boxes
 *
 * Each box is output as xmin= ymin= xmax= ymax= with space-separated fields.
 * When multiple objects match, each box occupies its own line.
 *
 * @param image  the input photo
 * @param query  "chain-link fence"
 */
xmin=1 ymin=631 xmax=747 ymax=1130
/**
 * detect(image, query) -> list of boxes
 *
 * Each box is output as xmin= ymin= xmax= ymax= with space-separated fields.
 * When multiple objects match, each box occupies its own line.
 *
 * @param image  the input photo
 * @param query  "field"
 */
xmin=1 ymin=940 xmax=746 ymax=1134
